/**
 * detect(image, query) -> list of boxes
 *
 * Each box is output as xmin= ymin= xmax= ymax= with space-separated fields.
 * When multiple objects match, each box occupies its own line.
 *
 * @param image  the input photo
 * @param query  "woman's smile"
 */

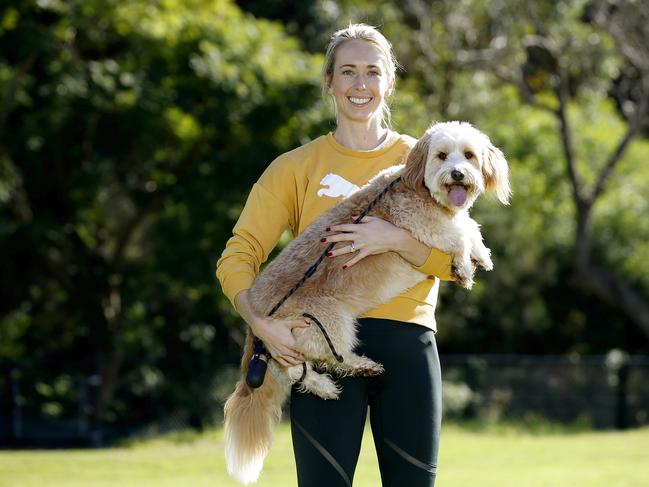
xmin=347 ymin=96 xmax=373 ymax=106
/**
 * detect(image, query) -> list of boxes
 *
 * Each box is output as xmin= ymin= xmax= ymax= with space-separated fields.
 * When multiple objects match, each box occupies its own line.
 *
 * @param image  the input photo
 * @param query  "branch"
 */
xmin=555 ymin=79 xmax=586 ymax=208
xmin=590 ymin=84 xmax=649 ymax=203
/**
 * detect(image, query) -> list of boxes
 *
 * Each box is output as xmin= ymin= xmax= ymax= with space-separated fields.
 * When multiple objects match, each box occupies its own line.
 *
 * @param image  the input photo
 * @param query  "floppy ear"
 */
xmin=482 ymin=144 xmax=511 ymax=205
xmin=401 ymin=135 xmax=431 ymax=197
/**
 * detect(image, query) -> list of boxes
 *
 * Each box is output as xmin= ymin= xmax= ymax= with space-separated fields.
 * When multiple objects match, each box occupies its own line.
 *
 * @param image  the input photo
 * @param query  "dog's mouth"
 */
xmin=447 ymin=184 xmax=469 ymax=207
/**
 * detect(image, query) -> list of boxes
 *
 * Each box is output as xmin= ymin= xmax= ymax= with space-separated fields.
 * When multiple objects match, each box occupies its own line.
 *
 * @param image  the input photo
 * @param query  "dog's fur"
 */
xmin=224 ymin=121 xmax=511 ymax=484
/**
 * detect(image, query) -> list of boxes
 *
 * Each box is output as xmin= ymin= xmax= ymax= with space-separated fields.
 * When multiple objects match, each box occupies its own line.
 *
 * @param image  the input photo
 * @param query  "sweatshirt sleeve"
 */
xmin=216 ymin=159 xmax=300 ymax=310
xmin=412 ymin=246 xmax=455 ymax=281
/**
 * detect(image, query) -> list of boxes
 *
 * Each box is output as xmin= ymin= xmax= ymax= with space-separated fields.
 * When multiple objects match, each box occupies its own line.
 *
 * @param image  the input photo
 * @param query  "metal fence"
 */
xmin=440 ymin=353 xmax=649 ymax=429
xmin=2 ymin=353 xmax=648 ymax=447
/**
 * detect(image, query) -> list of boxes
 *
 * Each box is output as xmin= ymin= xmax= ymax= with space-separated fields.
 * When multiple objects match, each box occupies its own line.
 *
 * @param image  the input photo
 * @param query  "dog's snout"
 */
xmin=451 ymin=169 xmax=464 ymax=181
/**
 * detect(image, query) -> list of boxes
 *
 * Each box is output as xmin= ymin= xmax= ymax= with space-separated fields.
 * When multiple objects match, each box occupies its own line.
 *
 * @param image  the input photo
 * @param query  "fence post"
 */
xmin=615 ymin=362 xmax=629 ymax=430
xmin=9 ymin=368 xmax=22 ymax=444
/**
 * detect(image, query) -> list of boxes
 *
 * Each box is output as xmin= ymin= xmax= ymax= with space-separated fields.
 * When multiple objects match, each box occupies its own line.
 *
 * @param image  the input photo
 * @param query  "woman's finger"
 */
xmin=283 ymin=354 xmax=303 ymax=366
xmin=321 ymin=232 xmax=357 ymax=244
xmin=326 ymin=241 xmax=363 ymax=258
xmin=351 ymin=215 xmax=374 ymax=222
xmin=325 ymin=223 xmax=359 ymax=234
xmin=342 ymin=251 xmax=366 ymax=269
xmin=274 ymin=356 xmax=291 ymax=368
xmin=286 ymin=319 xmax=309 ymax=332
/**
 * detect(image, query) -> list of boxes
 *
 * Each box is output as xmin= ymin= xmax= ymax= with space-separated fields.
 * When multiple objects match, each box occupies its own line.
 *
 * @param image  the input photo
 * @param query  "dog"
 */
xmin=223 ymin=121 xmax=511 ymax=484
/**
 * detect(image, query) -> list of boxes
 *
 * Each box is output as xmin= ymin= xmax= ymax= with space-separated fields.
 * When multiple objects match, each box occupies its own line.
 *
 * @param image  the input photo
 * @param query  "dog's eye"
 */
xmin=464 ymin=151 xmax=474 ymax=159
xmin=438 ymin=152 xmax=447 ymax=161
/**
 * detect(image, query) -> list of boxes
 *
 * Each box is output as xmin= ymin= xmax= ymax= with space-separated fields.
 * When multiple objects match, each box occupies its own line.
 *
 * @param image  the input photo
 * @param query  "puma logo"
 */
xmin=317 ymin=173 xmax=360 ymax=198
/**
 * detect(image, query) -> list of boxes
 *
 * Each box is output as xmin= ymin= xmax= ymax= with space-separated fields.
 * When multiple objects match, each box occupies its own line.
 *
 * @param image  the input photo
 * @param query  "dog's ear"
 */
xmin=402 ymin=135 xmax=431 ymax=197
xmin=482 ymin=144 xmax=511 ymax=205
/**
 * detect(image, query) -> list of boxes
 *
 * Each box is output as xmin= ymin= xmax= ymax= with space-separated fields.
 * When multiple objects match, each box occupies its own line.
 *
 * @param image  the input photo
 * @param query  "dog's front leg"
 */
xmin=467 ymin=219 xmax=493 ymax=271
xmin=451 ymin=234 xmax=476 ymax=289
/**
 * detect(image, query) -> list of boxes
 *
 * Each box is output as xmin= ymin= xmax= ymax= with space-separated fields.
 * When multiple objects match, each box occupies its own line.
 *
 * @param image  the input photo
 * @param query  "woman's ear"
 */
xmin=482 ymin=144 xmax=511 ymax=205
xmin=402 ymin=135 xmax=431 ymax=197
xmin=324 ymin=75 xmax=332 ymax=94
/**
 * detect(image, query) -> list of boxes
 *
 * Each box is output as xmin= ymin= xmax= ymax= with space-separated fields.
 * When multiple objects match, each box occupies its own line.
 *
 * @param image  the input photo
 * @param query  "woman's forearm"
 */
xmin=392 ymin=228 xmax=430 ymax=267
xmin=234 ymin=290 xmax=262 ymax=334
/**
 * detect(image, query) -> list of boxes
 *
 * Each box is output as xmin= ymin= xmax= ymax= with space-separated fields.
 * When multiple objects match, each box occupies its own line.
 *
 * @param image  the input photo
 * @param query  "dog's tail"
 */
xmin=224 ymin=331 xmax=285 ymax=485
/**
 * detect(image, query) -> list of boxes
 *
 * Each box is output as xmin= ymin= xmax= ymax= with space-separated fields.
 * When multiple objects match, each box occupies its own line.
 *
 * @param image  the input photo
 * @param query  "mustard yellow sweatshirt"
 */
xmin=215 ymin=132 xmax=454 ymax=331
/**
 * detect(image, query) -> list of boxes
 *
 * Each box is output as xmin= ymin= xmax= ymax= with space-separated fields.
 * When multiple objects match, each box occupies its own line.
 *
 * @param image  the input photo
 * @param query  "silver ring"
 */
xmin=350 ymin=242 xmax=357 ymax=253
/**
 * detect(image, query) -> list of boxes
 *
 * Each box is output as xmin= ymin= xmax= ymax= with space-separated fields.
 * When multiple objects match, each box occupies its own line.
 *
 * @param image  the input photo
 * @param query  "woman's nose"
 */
xmin=354 ymin=74 xmax=367 ymax=89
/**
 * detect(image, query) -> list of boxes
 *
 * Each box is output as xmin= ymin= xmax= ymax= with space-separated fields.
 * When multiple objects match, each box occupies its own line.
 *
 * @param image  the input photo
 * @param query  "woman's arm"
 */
xmin=216 ymin=156 xmax=310 ymax=366
xmin=322 ymin=215 xmax=454 ymax=279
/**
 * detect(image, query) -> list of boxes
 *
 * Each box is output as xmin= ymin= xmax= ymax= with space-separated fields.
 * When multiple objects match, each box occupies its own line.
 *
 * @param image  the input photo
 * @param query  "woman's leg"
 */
xmin=290 ymin=369 xmax=369 ymax=487
xmin=363 ymin=318 xmax=442 ymax=487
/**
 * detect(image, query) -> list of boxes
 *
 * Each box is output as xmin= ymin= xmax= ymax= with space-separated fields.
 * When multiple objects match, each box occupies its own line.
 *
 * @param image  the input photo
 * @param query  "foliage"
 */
xmin=0 ymin=0 xmax=326 ymax=433
xmin=1 ymin=0 xmax=648 ymax=438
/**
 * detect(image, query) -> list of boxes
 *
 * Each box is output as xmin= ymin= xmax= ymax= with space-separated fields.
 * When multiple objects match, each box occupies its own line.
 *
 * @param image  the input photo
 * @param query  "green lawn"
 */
xmin=1 ymin=422 xmax=648 ymax=487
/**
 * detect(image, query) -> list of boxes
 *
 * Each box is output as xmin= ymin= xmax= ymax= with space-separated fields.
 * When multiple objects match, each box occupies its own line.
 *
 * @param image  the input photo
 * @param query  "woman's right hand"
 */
xmin=250 ymin=315 xmax=310 ymax=368
xmin=235 ymin=290 xmax=309 ymax=368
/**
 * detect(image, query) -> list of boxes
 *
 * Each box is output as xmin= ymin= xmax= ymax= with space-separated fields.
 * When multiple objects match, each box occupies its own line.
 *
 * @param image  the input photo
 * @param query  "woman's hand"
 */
xmin=322 ymin=215 xmax=430 ymax=269
xmin=251 ymin=315 xmax=310 ymax=368
xmin=234 ymin=290 xmax=309 ymax=368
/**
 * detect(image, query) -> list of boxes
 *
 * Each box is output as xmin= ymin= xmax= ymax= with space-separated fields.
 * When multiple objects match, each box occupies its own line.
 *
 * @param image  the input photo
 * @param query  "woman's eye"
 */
xmin=342 ymin=70 xmax=354 ymax=76
xmin=368 ymin=70 xmax=380 ymax=76
xmin=464 ymin=151 xmax=474 ymax=159
xmin=438 ymin=152 xmax=447 ymax=160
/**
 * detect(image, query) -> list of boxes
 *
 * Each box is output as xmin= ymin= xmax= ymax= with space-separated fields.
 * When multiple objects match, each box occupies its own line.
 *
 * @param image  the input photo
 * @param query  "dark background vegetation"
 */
xmin=1 ymin=0 xmax=648 ymax=440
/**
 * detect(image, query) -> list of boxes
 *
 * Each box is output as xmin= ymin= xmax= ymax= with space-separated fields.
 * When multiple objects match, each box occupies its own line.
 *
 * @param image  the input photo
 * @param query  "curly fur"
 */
xmin=224 ymin=121 xmax=511 ymax=484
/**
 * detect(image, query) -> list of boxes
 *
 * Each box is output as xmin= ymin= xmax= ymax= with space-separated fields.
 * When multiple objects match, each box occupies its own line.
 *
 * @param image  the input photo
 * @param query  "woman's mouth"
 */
xmin=347 ymin=96 xmax=373 ymax=106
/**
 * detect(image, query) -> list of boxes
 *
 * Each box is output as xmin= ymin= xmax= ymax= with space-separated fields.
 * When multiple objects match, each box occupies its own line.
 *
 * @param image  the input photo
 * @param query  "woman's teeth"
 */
xmin=348 ymin=97 xmax=372 ymax=106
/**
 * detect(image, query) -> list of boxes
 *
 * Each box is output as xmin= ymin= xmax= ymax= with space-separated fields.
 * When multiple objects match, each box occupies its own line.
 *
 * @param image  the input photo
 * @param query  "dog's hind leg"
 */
xmin=287 ymin=362 xmax=341 ymax=400
xmin=301 ymin=309 xmax=384 ymax=379
xmin=336 ymin=353 xmax=384 ymax=377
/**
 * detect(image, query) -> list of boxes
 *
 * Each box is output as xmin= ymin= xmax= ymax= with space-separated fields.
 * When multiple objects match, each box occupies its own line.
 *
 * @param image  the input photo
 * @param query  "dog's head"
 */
xmin=402 ymin=121 xmax=511 ymax=210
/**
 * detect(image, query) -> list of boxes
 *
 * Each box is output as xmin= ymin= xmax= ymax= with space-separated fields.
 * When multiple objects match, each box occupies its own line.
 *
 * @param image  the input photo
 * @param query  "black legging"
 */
xmin=290 ymin=317 xmax=442 ymax=487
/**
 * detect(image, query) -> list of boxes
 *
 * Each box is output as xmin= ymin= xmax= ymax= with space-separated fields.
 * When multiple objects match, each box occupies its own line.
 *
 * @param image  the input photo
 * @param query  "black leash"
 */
xmin=246 ymin=176 xmax=403 ymax=388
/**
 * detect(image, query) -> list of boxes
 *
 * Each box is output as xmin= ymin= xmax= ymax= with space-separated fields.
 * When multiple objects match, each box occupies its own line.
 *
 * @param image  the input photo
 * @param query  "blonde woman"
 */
xmin=217 ymin=24 xmax=453 ymax=487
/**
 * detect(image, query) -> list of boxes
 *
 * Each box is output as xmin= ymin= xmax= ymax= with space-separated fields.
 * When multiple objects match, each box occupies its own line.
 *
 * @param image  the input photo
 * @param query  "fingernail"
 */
xmin=321 ymin=238 xmax=326 ymax=242
xmin=342 ymin=265 xmax=347 ymax=270
xmin=326 ymin=252 xmax=332 ymax=257
xmin=326 ymin=227 xmax=331 ymax=232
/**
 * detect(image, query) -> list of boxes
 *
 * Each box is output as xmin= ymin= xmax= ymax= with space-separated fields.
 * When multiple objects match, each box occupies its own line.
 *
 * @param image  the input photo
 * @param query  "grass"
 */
xmin=1 ymin=421 xmax=648 ymax=487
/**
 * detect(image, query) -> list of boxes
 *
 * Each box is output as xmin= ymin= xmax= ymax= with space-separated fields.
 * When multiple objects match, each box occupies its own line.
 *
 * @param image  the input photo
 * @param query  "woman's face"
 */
xmin=326 ymin=39 xmax=394 ymax=125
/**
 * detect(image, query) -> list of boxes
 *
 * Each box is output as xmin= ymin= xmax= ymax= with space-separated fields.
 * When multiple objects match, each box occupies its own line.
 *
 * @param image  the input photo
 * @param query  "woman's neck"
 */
xmin=333 ymin=120 xmax=390 ymax=151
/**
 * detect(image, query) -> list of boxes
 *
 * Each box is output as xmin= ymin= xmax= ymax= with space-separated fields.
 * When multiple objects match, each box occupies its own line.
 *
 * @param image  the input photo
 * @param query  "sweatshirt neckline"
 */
xmin=325 ymin=132 xmax=400 ymax=158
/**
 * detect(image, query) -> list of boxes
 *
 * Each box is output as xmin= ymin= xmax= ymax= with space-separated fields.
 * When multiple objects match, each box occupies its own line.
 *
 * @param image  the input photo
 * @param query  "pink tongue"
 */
xmin=449 ymin=186 xmax=468 ymax=206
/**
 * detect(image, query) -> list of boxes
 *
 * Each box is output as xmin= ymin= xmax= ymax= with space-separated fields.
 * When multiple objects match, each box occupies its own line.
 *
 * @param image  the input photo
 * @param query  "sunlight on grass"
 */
xmin=1 ymin=422 xmax=648 ymax=487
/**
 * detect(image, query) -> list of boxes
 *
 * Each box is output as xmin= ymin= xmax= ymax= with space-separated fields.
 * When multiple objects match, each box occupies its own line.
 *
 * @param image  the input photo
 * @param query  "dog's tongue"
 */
xmin=449 ymin=185 xmax=468 ymax=206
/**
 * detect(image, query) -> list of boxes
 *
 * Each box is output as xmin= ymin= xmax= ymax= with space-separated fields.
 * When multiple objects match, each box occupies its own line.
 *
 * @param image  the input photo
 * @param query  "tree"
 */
xmin=0 ymin=0 xmax=327 ymax=435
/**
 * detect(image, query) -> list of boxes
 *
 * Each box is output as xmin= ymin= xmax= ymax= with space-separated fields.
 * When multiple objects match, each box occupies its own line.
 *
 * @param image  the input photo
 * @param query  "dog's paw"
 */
xmin=452 ymin=264 xmax=474 ymax=289
xmin=355 ymin=360 xmax=384 ymax=377
xmin=314 ymin=380 xmax=341 ymax=400
xmin=473 ymin=256 xmax=493 ymax=272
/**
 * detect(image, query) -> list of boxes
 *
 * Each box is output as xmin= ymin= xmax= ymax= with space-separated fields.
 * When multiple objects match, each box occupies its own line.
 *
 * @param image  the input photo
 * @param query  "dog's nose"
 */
xmin=451 ymin=169 xmax=464 ymax=181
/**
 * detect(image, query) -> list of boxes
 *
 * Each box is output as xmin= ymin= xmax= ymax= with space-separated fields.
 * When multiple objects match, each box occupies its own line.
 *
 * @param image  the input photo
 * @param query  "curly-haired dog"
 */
xmin=224 ymin=121 xmax=511 ymax=484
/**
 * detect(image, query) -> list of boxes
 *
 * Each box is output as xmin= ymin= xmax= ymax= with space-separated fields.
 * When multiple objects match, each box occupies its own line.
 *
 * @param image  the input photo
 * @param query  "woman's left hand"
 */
xmin=322 ymin=215 xmax=411 ymax=269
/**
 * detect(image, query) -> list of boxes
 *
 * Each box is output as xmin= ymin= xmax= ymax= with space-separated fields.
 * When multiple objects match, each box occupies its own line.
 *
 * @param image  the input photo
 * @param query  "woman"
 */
xmin=216 ymin=23 xmax=453 ymax=487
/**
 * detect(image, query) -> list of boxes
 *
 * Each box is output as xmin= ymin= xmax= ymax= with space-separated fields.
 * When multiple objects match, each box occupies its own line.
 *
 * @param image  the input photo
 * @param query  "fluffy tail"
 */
xmin=224 ymin=331 xmax=285 ymax=484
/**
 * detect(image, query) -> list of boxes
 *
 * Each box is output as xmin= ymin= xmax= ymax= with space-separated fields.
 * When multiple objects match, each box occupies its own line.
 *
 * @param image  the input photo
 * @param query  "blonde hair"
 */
xmin=322 ymin=23 xmax=400 ymax=127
